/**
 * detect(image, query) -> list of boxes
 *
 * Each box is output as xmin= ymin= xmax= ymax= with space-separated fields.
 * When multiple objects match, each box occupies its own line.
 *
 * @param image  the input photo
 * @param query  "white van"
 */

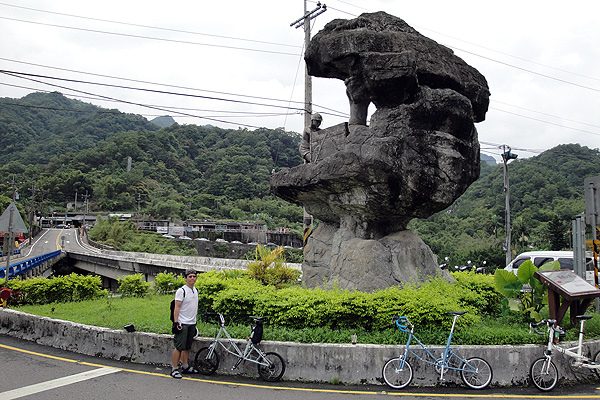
xmin=504 ymin=251 xmax=596 ymax=282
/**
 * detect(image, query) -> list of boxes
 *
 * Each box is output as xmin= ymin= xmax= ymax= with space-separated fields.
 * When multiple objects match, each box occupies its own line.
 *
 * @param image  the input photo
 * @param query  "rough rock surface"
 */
xmin=270 ymin=12 xmax=490 ymax=291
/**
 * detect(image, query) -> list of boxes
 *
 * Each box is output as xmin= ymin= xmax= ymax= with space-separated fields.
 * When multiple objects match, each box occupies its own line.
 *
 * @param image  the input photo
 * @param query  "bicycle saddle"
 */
xmin=448 ymin=311 xmax=467 ymax=316
xmin=575 ymin=315 xmax=593 ymax=320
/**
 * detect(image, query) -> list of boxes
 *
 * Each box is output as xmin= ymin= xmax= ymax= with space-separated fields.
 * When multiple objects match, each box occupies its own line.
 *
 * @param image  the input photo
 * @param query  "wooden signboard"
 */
xmin=535 ymin=270 xmax=600 ymax=326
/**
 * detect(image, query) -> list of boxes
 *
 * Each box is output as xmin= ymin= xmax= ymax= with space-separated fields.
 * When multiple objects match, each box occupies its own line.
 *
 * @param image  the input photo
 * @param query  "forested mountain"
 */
xmin=409 ymin=144 xmax=600 ymax=268
xmin=0 ymin=92 xmax=159 ymax=165
xmin=1 ymin=92 xmax=599 ymax=268
xmin=0 ymin=92 xmax=304 ymax=230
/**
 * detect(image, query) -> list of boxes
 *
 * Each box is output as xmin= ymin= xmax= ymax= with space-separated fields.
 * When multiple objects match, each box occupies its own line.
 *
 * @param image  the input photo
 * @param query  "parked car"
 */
xmin=504 ymin=251 xmax=595 ymax=274
xmin=504 ymin=251 xmax=599 ymax=286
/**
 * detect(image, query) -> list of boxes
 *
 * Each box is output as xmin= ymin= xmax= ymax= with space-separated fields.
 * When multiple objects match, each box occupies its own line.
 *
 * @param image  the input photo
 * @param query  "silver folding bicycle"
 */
xmin=194 ymin=312 xmax=285 ymax=382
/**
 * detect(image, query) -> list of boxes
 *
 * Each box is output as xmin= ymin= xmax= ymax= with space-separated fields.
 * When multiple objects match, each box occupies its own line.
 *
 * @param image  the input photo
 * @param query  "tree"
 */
xmin=544 ymin=215 xmax=569 ymax=251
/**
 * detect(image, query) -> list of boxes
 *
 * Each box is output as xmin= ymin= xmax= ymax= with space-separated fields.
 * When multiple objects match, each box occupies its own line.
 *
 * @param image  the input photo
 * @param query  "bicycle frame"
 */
xmin=397 ymin=314 xmax=479 ymax=380
xmin=540 ymin=318 xmax=600 ymax=371
xmin=205 ymin=314 xmax=272 ymax=369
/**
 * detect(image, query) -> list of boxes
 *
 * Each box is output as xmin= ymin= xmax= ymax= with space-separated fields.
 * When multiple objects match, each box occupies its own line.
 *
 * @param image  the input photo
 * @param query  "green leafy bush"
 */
xmin=452 ymin=271 xmax=503 ymax=316
xmin=118 ymin=274 xmax=151 ymax=297
xmin=247 ymin=245 xmax=300 ymax=287
xmin=194 ymin=271 xmax=498 ymax=333
xmin=6 ymin=274 xmax=107 ymax=304
xmin=494 ymin=260 xmax=559 ymax=321
xmin=153 ymin=271 xmax=185 ymax=294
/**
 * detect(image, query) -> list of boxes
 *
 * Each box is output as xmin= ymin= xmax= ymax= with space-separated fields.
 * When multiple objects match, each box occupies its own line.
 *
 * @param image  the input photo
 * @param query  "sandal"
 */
xmin=171 ymin=369 xmax=182 ymax=379
xmin=182 ymin=365 xmax=199 ymax=374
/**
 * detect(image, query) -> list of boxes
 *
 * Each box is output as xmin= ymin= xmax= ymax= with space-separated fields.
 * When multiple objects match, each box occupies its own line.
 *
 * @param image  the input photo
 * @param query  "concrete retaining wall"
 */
xmin=1 ymin=308 xmax=599 ymax=387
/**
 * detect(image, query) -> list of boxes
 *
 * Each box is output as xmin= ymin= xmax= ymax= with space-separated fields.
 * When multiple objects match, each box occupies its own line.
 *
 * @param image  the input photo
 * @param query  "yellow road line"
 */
xmin=55 ymin=229 xmax=62 ymax=251
xmin=1 ymin=343 xmax=599 ymax=398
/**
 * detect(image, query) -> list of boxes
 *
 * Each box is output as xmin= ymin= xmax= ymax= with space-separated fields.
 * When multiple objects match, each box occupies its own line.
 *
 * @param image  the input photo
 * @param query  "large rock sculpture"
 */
xmin=270 ymin=12 xmax=490 ymax=292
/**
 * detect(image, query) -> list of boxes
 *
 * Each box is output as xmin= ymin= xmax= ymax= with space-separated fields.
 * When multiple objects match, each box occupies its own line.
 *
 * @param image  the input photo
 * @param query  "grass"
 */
xmin=14 ymin=294 xmax=600 ymax=346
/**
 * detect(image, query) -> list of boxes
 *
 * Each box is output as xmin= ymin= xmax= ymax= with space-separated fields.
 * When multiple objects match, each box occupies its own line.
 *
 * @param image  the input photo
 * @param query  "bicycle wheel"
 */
xmin=258 ymin=352 xmax=285 ymax=382
xmin=530 ymin=357 xmax=558 ymax=391
xmin=194 ymin=346 xmax=219 ymax=375
xmin=460 ymin=357 xmax=492 ymax=389
xmin=382 ymin=357 xmax=413 ymax=389
xmin=593 ymin=351 xmax=600 ymax=379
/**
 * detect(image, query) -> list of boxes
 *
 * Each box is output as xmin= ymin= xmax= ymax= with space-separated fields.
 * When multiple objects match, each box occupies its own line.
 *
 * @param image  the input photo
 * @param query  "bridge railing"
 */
xmin=0 ymin=250 xmax=62 ymax=279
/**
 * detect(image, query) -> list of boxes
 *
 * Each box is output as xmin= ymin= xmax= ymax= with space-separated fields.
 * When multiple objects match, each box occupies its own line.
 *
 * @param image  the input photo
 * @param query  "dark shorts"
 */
xmin=174 ymin=324 xmax=197 ymax=351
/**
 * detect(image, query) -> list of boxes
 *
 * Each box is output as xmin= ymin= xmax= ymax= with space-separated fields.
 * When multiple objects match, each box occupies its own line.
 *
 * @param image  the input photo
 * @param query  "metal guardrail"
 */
xmin=0 ymin=250 xmax=62 ymax=279
xmin=0 ymin=249 xmax=21 ymax=257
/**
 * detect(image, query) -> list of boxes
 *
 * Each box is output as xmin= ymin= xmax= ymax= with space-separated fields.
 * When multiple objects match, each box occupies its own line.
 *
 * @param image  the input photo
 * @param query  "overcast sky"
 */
xmin=1 ymin=0 xmax=598 ymax=162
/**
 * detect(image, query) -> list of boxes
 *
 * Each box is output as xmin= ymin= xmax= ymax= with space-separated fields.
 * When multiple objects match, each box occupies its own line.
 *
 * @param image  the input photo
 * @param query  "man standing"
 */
xmin=171 ymin=269 xmax=199 ymax=378
xmin=299 ymin=113 xmax=323 ymax=163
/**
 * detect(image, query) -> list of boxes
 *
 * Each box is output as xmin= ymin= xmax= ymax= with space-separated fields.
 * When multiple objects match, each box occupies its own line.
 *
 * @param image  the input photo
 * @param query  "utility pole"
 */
xmin=291 ymin=1 xmax=327 ymax=247
xmin=83 ymin=190 xmax=89 ymax=236
xmin=291 ymin=1 xmax=327 ymax=128
xmin=28 ymin=183 xmax=39 ymax=244
xmin=501 ymin=145 xmax=518 ymax=266
xmin=5 ymin=177 xmax=21 ymax=280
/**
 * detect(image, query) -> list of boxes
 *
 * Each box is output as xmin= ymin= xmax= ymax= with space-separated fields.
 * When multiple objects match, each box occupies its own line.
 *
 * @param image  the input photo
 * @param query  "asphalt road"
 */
xmin=20 ymin=227 xmax=99 ymax=259
xmin=8 ymin=231 xmax=600 ymax=398
xmin=2 ymin=335 xmax=600 ymax=400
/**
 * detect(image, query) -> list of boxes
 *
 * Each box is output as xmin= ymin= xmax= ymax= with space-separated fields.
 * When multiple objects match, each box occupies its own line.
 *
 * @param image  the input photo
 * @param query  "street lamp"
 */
xmin=501 ymin=145 xmax=518 ymax=266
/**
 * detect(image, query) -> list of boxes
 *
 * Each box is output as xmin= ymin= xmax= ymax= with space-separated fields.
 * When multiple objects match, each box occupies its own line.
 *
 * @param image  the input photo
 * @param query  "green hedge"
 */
xmin=196 ymin=271 xmax=502 ymax=332
xmin=4 ymin=270 xmax=502 ymax=335
xmin=4 ymin=274 xmax=107 ymax=304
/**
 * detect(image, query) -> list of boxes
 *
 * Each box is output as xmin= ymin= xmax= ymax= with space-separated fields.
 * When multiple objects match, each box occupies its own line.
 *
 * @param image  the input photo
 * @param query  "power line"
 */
xmin=492 ymin=100 xmax=600 ymax=130
xmin=321 ymin=1 xmax=600 ymax=86
xmin=0 ymin=100 xmax=298 ymax=119
xmin=1 ymin=70 xmax=347 ymax=127
xmin=490 ymin=107 xmax=600 ymax=137
xmin=452 ymin=46 xmax=600 ymax=94
xmin=1 ymin=70 xmax=265 ymax=129
xmin=0 ymin=69 xmax=306 ymax=113
xmin=414 ymin=26 xmax=600 ymax=84
xmin=3 ymin=68 xmax=596 ymax=139
xmin=0 ymin=16 xmax=300 ymax=57
xmin=3 ymin=1 xmax=598 ymax=95
xmin=0 ymin=57 xmax=345 ymax=113
xmin=0 ymin=2 xmax=301 ymax=49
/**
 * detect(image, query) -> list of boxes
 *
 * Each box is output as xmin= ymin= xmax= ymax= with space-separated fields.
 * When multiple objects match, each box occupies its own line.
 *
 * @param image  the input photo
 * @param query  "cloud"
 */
xmin=1 ymin=0 xmax=598 ymax=159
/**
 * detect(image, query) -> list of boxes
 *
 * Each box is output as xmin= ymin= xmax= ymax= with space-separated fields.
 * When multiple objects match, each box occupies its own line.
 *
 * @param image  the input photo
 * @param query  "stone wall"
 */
xmin=2 ymin=308 xmax=599 ymax=387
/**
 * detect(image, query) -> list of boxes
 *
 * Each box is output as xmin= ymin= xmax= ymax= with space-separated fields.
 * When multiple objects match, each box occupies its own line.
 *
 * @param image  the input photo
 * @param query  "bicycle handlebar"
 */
xmin=249 ymin=315 xmax=267 ymax=323
xmin=204 ymin=312 xmax=267 ymax=325
xmin=529 ymin=319 xmax=557 ymax=335
xmin=393 ymin=316 xmax=413 ymax=333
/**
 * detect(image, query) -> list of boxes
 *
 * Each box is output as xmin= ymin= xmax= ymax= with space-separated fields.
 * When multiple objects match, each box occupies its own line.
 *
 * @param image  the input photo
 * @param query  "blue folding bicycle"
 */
xmin=382 ymin=311 xmax=493 ymax=389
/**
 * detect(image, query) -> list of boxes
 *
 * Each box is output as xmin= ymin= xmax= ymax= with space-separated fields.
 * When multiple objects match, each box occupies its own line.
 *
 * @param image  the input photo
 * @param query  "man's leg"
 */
xmin=172 ymin=348 xmax=181 ymax=368
xmin=180 ymin=350 xmax=189 ymax=366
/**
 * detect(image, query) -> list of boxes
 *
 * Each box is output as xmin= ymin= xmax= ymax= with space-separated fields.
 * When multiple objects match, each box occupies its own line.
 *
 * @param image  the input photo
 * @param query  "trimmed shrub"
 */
xmin=7 ymin=274 xmax=107 ymax=304
xmin=154 ymin=271 xmax=185 ymax=294
xmin=118 ymin=274 xmax=151 ymax=297
xmin=194 ymin=271 xmax=493 ymax=334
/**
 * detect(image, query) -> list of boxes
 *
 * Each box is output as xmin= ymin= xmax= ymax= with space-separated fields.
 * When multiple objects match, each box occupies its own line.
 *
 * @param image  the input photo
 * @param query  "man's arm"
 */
xmin=173 ymin=300 xmax=182 ymax=327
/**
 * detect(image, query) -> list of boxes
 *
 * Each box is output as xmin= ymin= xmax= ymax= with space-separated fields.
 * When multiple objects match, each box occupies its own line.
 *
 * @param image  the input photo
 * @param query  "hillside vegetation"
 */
xmin=1 ymin=92 xmax=599 ymax=269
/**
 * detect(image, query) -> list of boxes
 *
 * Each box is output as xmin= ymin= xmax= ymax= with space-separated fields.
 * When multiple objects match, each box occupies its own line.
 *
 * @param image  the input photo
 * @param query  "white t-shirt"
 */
xmin=174 ymin=285 xmax=198 ymax=325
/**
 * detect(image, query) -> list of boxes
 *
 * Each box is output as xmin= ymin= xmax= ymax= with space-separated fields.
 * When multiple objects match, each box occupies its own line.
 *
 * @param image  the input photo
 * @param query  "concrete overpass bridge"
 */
xmin=66 ymin=249 xmax=259 ymax=290
xmin=14 ymin=228 xmax=300 ymax=290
